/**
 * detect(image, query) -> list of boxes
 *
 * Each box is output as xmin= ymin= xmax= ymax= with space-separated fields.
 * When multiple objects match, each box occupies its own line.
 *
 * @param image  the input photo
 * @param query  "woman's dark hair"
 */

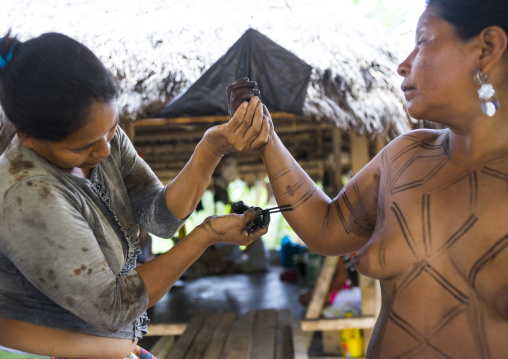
xmin=0 ymin=31 xmax=118 ymax=141
xmin=426 ymin=0 xmax=508 ymax=41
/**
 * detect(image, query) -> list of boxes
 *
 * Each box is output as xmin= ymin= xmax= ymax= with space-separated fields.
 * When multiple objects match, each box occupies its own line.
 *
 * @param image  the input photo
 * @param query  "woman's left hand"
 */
xmin=202 ymin=96 xmax=273 ymax=157
xmin=196 ymin=207 xmax=270 ymax=246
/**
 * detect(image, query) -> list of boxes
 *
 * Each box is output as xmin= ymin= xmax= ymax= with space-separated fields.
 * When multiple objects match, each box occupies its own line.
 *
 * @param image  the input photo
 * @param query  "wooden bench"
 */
xmin=148 ymin=309 xmax=308 ymax=359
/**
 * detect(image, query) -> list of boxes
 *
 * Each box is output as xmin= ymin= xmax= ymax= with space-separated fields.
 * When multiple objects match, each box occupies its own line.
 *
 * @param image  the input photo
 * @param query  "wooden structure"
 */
xmin=145 ymin=259 xmax=380 ymax=359
xmin=127 ymin=113 xmax=384 ymax=191
xmin=149 ymin=309 xmax=308 ymax=359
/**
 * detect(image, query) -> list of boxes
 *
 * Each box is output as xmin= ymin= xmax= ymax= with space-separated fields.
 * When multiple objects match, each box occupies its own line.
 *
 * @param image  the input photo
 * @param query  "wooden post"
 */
xmin=350 ymin=132 xmax=369 ymax=175
xmin=332 ymin=128 xmax=343 ymax=194
xmin=123 ymin=121 xmax=136 ymax=142
xmin=305 ymin=256 xmax=339 ymax=320
xmin=303 ymin=256 xmax=339 ymax=350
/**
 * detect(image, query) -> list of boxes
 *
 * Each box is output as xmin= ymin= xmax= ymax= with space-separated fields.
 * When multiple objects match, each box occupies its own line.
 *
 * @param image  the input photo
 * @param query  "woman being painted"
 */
xmin=242 ymin=0 xmax=508 ymax=357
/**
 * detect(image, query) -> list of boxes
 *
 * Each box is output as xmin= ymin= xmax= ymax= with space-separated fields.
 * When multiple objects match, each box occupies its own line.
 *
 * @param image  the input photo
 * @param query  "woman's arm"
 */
xmin=116 ymin=97 xmax=270 ymax=237
xmin=165 ymin=97 xmax=271 ymax=219
xmin=134 ymin=208 xmax=268 ymax=307
xmin=260 ymin=131 xmax=381 ymax=256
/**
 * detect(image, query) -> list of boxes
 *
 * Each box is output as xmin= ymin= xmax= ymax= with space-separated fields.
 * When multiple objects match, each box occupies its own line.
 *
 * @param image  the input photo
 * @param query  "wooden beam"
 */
xmin=305 ymin=256 xmax=339 ymax=319
xmin=121 ymin=122 xmax=136 ymax=142
xmin=276 ymin=309 xmax=293 ymax=359
xmin=150 ymin=336 xmax=176 ymax=358
xmin=202 ymin=313 xmax=237 ymax=359
xmin=146 ymin=323 xmax=187 ymax=336
xmin=133 ymin=112 xmax=303 ymax=127
xmin=166 ymin=312 xmax=209 ymax=358
xmin=251 ymin=309 xmax=278 ymax=359
xmin=300 ymin=317 xmax=377 ymax=332
xmin=350 ymin=133 xmax=369 ymax=175
xmin=133 ymin=123 xmax=333 ymax=143
xmin=292 ymin=321 xmax=310 ymax=359
xmin=221 ymin=311 xmax=255 ymax=359
xmin=332 ymin=128 xmax=343 ymax=194
xmin=146 ymin=315 xmax=378 ymax=337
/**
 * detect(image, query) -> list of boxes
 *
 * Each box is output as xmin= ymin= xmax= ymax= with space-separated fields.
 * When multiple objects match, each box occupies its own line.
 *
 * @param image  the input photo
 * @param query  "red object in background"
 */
xmin=279 ymin=270 xmax=298 ymax=282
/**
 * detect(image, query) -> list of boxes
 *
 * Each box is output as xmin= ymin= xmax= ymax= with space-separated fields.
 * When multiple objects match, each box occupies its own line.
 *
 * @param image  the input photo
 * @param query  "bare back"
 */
xmin=353 ymin=129 xmax=508 ymax=358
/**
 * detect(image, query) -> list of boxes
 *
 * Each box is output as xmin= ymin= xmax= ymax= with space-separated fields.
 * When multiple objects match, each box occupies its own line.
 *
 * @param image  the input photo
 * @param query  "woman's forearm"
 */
xmin=164 ymin=137 xmax=222 ymax=219
xmin=261 ymin=133 xmax=370 ymax=255
xmin=135 ymin=208 xmax=267 ymax=307
xmin=163 ymin=98 xmax=268 ymax=220
xmin=260 ymin=133 xmax=337 ymax=252
xmin=134 ymin=226 xmax=210 ymax=307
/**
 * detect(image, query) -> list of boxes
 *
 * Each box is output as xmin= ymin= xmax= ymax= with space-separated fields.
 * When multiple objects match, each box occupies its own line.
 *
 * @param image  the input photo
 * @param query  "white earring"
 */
xmin=474 ymin=69 xmax=499 ymax=117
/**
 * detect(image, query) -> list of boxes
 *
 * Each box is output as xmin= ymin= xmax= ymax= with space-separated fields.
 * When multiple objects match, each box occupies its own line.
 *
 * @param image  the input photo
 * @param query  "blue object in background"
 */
xmin=279 ymin=235 xmax=307 ymax=269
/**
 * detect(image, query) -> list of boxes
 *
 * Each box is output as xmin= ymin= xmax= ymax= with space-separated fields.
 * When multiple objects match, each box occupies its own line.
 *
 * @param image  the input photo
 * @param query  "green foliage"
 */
xmin=151 ymin=178 xmax=302 ymax=253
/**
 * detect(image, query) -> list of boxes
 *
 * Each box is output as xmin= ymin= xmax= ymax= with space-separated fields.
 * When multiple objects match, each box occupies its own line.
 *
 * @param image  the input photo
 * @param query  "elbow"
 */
xmin=92 ymin=310 xmax=141 ymax=334
xmin=92 ymin=275 xmax=149 ymax=333
xmin=95 ymin=320 xmax=125 ymax=335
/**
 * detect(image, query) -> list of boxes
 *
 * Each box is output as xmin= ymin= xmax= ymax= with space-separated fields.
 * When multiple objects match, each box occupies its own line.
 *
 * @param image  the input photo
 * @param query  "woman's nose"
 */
xmin=90 ymin=138 xmax=111 ymax=160
xmin=397 ymin=60 xmax=409 ymax=77
xmin=397 ymin=51 xmax=413 ymax=77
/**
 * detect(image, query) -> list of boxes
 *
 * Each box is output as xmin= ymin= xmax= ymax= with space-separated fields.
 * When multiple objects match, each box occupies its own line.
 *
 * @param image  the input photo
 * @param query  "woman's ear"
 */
xmin=477 ymin=26 xmax=508 ymax=73
xmin=17 ymin=131 xmax=36 ymax=150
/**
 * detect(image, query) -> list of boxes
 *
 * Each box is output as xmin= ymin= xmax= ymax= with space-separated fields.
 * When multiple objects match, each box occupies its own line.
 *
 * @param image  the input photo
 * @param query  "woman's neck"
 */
xmin=446 ymin=113 xmax=508 ymax=165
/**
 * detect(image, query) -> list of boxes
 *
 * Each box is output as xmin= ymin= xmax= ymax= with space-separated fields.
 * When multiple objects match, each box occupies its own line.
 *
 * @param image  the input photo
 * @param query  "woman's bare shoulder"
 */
xmin=391 ymin=128 xmax=446 ymax=144
xmin=382 ymin=128 xmax=447 ymax=155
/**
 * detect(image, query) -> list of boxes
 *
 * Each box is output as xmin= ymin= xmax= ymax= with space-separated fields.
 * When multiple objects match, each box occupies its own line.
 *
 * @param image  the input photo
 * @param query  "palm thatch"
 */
xmin=1 ymin=0 xmax=427 ymax=188
xmin=1 ymin=0 xmax=414 ymax=139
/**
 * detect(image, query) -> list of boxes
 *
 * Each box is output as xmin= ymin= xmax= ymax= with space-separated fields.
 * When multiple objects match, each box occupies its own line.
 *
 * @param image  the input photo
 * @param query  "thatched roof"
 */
xmin=0 ymin=0 xmax=412 ymax=145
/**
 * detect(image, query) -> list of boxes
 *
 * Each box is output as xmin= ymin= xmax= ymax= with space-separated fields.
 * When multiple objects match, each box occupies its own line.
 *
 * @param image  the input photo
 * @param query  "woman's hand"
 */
xmin=194 ymin=207 xmax=270 ymax=246
xmin=202 ymin=96 xmax=273 ymax=157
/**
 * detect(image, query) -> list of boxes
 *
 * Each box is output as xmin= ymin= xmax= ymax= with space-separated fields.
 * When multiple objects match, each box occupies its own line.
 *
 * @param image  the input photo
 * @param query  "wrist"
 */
xmin=197 ymin=133 xmax=225 ymax=162
xmin=189 ymin=222 xmax=216 ymax=247
xmin=258 ymin=132 xmax=279 ymax=158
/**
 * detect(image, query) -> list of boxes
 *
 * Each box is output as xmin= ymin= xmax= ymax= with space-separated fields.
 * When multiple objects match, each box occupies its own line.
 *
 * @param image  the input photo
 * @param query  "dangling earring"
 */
xmin=474 ymin=69 xmax=499 ymax=117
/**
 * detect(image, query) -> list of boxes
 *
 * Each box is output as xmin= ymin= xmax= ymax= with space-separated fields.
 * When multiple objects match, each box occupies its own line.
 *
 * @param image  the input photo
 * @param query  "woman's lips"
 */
xmin=401 ymin=85 xmax=416 ymax=100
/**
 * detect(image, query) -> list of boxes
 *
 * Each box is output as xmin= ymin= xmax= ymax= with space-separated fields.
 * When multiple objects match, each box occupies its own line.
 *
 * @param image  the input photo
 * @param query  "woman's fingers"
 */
xmin=247 ymin=107 xmax=273 ymax=150
xmin=201 ymin=208 xmax=268 ymax=246
xmin=237 ymin=96 xmax=260 ymax=130
xmin=228 ymin=101 xmax=249 ymax=132
xmin=242 ymin=208 xmax=269 ymax=238
xmin=241 ymin=101 xmax=264 ymax=141
xmin=217 ymin=96 xmax=272 ymax=154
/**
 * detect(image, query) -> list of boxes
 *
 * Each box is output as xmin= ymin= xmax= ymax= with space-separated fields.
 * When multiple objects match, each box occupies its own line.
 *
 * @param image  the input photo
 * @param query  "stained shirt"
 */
xmin=0 ymin=127 xmax=184 ymax=340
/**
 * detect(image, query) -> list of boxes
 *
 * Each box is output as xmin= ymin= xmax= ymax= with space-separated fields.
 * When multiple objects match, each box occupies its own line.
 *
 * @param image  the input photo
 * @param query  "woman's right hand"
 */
xmin=201 ymin=96 xmax=272 ymax=158
xmin=194 ymin=207 xmax=269 ymax=246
